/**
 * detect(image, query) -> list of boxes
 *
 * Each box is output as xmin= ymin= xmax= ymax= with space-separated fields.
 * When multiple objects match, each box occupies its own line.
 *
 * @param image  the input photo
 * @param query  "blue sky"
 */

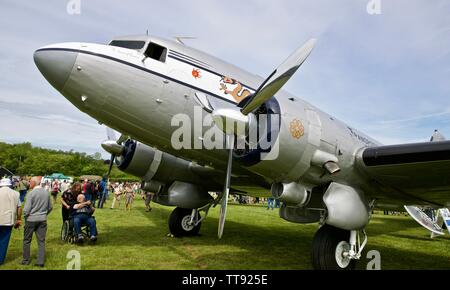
xmin=0 ymin=0 xmax=449 ymax=156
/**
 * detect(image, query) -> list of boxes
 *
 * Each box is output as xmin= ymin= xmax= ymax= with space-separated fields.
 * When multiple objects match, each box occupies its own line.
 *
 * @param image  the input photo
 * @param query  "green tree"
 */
xmin=0 ymin=141 xmax=137 ymax=180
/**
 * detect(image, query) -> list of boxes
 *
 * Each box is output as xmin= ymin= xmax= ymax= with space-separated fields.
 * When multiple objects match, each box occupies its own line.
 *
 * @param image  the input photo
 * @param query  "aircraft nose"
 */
xmin=33 ymin=49 xmax=78 ymax=91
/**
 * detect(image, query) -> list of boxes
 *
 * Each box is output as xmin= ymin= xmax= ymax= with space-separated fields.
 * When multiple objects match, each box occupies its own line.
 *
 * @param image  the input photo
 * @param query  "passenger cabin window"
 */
xmin=145 ymin=42 xmax=167 ymax=62
xmin=109 ymin=40 xmax=146 ymax=50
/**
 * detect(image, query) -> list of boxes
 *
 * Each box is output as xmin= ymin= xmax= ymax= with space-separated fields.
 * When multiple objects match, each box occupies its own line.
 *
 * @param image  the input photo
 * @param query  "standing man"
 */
xmin=142 ymin=191 xmax=153 ymax=212
xmin=22 ymin=179 xmax=52 ymax=267
xmin=84 ymin=180 xmax=94 ymax=203
xmin=267 ymin=197 xmax=275 ymax=210
xmin=97 ymin=177 xmax=108 ymax=209
xmin=0 ymin=178 xmax=22 ymax=265
xmin=17 ymin=176 xmax=29 ymax=203
xmin=82 ymin=179 xmax=88 ymax=194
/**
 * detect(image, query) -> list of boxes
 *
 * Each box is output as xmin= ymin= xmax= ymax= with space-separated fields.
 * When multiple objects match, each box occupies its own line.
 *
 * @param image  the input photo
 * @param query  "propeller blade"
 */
xmin=106 ymin=127 xmax=117 ymax=141
xmin=105 ymin=126 xmax=128 ymax=144
xmin=241 ymin=39 xmax=316 ymax=115
xmin=218 ymin=134 xmax=235 ymax=239
xmin=103 ymin=127 xmax=128 ymax=181
xmin=106 ymin=153 xmax=115 ymax=179
xmin=117 ymin=134 xmax=129 ymax=145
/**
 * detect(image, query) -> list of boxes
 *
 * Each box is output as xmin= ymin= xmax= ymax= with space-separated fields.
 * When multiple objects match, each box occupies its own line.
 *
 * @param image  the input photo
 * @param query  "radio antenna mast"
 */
xmin=174 ymin=36 xmax=196 ymax=45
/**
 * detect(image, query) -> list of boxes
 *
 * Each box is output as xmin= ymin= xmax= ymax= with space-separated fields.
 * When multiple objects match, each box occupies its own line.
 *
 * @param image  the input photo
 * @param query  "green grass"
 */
xmin=1 ymin=198 xmax=449 ymax=270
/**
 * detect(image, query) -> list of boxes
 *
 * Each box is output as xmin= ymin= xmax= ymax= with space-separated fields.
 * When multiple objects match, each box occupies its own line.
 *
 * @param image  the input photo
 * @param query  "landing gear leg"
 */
xmin=311 ymin=224 xmax=367 ymax=270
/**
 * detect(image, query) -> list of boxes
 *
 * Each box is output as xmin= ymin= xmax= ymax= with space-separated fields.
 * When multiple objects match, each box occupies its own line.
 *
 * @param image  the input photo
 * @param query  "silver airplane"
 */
xmin=33 ymin=35 xmax=450 ymax=270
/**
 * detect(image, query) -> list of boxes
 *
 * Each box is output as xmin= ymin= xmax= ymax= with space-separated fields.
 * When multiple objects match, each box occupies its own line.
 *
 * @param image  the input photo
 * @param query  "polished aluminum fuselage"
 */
xmin=40 ymin=37 xmax=382 ymax=198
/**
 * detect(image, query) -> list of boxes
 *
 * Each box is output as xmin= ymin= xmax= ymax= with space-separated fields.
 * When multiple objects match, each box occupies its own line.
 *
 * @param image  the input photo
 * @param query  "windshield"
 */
xmin=109 ymin=40 xmax=146 ymax=50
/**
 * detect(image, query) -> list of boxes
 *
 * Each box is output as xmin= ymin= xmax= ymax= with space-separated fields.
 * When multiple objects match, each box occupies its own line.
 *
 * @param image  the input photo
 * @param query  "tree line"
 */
xmin=0 ymin=141 xmax=136 ymax=180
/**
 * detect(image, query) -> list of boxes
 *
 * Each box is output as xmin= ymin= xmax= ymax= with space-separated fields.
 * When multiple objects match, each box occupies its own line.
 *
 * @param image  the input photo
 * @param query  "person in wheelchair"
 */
xmin=71 ymin=194 xmax=97 ymax=243
xmin=61 ymin=183 xmax=79 ymax=222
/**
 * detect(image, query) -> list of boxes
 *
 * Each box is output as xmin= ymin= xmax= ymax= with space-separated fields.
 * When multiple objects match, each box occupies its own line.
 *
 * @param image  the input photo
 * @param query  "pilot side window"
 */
xmin=109 ymin=40 xmax=146 ymax=50
xmin=145 ymin=43 xmax=167 ymax=63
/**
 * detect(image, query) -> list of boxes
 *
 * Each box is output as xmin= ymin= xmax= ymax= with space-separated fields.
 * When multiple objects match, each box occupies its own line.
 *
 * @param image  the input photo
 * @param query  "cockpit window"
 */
xmin=109 ymin=40 xmax=146 ymax=50
xmin=144 ymin=42 xmax=167 ymax=62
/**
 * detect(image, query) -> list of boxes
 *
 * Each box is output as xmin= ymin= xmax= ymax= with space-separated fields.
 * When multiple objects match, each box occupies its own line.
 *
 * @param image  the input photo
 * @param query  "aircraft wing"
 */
xmin=357 ymin=140 xmax=450 ymax=207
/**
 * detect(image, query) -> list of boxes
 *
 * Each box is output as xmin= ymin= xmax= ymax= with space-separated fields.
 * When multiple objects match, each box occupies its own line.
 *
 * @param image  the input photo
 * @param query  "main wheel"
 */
xmin=311 ymin=224 xmax=356 ymax=270
xmin=169 ymin=207 xmax=201 ymax=237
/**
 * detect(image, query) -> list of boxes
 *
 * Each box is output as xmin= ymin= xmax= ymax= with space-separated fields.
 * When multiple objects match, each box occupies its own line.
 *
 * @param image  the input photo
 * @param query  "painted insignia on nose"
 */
xmin=192 ymin=68 xmax=201 ymax=79
xmin=290 ymin=119 xmax=304 ymax=139
xmin=219 ymin=76 xmax=251 ymax=103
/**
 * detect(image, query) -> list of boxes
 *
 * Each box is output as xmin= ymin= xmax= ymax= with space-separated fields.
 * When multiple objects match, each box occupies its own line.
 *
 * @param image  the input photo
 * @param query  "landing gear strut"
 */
xmin=312 ymin=224 xmax=367 ymax=270
xmin=168 ymin=205 xmax=211 ymax=237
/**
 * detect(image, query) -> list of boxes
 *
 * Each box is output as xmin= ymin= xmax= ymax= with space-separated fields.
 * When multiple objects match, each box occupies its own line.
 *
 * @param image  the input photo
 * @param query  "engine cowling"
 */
xmin=322 ymin=182 xmax=370 ymax=230
xmin=273 ymin=181 xmax=370 ymax=230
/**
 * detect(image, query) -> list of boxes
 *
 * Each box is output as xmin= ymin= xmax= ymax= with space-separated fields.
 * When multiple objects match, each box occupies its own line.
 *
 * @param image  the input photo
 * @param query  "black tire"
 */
xmin=311 ymin=224 xmax=356 ymax=270
xmin=169 ymin=207 xmax=201 ymax=237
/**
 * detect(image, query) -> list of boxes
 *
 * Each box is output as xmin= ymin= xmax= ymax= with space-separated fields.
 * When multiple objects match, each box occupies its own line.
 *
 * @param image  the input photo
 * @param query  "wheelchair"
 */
xmin=60 ymin=216 xmax=95 ymax=244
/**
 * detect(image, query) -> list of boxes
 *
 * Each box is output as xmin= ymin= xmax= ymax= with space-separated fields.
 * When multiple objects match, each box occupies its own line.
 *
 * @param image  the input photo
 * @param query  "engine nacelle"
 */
xmin=141 ymin=180 xmax=163 ymax=193
xmin=115 ymin=140 xmax=217 ymax=209
xmin=116 ymin=140 xmax=215 ymax=186
xmin=323 ymin=182 xmax=369 ymax=230
xmin=153 ymin=181 xmax=213 ymax=209
xmin=116 ymin=140 xmax=157 ymax=178
xmin=276 ymin=182 xmax=370 ymax=229
xmin=271 ymin=182 xmax=310 ymax=206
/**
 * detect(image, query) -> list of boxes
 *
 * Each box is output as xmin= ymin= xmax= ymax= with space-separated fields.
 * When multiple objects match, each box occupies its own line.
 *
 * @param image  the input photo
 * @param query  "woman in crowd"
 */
xmin=51 ymin=180 xmax=59 ymax=204
xmin=110 ymin=183 xmax=123 ymax=209
xmin=61 ymin=182 xmax=82 ymax=221
xmin=125 ymin=183 xmax=135 ymax=211
xmin=44 ymin=181 xmax=50 ymax=192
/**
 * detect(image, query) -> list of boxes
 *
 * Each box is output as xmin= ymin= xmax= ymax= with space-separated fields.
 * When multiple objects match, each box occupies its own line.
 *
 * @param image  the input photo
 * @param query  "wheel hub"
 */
xmin=181 ymin=215 xmax=195 ymax=231
xmin=335 ymin=241 xmax=351 ymax=268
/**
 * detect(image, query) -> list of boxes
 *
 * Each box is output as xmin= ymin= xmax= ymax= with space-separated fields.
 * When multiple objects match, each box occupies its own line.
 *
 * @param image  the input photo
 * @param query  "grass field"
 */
xmin=1 ymin=197 xmax=449 ymax=270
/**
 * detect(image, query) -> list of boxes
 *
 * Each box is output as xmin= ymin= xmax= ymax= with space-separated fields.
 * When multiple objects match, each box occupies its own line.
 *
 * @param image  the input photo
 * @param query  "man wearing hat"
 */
xmin=0 ymin=177 xmax=22 ymax=265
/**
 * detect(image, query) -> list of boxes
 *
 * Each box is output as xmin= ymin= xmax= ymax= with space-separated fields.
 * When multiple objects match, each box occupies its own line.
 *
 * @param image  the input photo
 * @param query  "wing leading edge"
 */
xmin=358 ymin=140 xmax=450 ymax=207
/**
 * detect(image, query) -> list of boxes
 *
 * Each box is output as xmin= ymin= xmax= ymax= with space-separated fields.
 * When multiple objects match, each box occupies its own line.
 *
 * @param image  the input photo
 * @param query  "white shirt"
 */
xmin=0 ymin=186 xmax=20 ymax=226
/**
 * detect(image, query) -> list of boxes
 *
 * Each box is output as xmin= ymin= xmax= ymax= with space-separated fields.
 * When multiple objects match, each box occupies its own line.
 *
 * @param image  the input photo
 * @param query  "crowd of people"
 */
xmin=232 ymin=194 xmax=281 ymax=210
xmin=0 ymin=174 xmax=278 ymax=267
xmin=0 ymin=175 xmax=153 ymax=267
